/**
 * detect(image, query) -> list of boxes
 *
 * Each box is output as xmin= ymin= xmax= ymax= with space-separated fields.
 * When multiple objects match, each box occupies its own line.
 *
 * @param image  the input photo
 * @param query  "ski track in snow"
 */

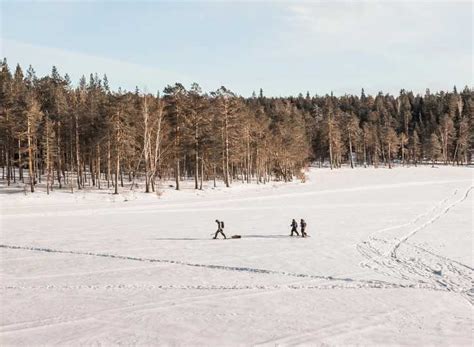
xmin=255 ymin=308 xmax=398 ymax=346
xmin=0 ymin=287 xmax=256 ymax=335
xmin=0 ymin=244 xmax=449 ymax=294
xmin=0 ymin=276 xmax=410 ymax=336
xmin=357 ymin=186 xmax=473 ymax=304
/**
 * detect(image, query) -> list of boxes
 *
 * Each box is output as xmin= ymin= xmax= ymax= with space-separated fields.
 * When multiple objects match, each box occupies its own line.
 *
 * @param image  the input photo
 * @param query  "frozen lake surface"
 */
xmin=0 ymin=166 xmax=472 ymax=345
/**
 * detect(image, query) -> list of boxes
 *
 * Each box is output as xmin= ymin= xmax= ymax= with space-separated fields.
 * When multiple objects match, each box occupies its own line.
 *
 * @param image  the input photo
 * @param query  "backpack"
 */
xmin=221 ymin=221 xmax=225 ymax=229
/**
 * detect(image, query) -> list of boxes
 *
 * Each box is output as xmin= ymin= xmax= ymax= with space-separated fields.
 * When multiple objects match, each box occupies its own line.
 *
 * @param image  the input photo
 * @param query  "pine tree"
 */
xmin=0 ymin=60 xmax=14 ymax=185
xmin=409 ymin=129 xmax=421 ymax=166
xmin=24 ymin=93 xmax=43 ymax=192
xmin=164 ymin=83 xmax=187 ymax=190
xmin=428 ymin=133 xmax=442 ymax=166
xmin=438 ymin=114 xmax=455 ymax=164
xmin=1 ymin=61 xmax=472 ymax=194
xmin=211 ymin=87 xmax=242 ymax=187
xmin=185 ymin=83 xmax=209 ymax=189
xmin=345 ymin=112 xmax=360 ymax=168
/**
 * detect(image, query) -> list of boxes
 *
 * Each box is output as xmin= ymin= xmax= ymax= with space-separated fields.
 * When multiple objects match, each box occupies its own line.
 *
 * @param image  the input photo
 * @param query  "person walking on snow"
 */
xmin=300 ymin=218 xmax=308 ymax=237
xmin=213 ymin=219 xmax=226 ymax=239
xmin=290 ymin=219 xmax=299 ymax=236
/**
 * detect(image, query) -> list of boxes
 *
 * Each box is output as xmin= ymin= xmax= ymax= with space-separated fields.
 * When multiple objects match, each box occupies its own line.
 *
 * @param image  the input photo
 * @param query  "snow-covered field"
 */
xmin=0 ymin=166 xmax=472 ymax=346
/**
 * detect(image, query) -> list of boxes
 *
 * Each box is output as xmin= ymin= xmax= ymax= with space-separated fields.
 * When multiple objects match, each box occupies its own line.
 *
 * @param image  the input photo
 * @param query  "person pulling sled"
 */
xmin=213 ymin=219 xmax=226 ymax=239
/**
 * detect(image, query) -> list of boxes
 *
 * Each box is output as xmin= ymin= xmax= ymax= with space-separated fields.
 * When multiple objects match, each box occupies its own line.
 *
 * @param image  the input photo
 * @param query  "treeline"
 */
xmin=0 ymin=59 xmax=472 ymax=194
xmin=0 ymin=60 xmax=309 ymax=193
xmin=296 ymin=86 xmax=473 ymax=169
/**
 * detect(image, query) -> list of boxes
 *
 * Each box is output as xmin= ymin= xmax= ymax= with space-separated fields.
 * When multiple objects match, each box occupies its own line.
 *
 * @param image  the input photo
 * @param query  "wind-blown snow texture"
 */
xmin=0 ymin=167 xmax=472 ymax=345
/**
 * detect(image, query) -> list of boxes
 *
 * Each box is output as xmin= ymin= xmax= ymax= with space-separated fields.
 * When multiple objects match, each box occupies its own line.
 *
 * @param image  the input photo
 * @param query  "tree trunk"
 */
xmin=388 ymin=142 xmax=392 ymax=169
xmin=45 ymin=120 xmax=51 ymax=194
xmin=69 ymin=120 xmax=74 ymax=193
xmin=328 ymin=117 xmax=334 ymax=170
xmin=452 ymin=142 xmax=459 ymax=165
xmin=199 ymin=154 xmax=204 ymax=190
xmin=373 ymin=147 xmax=378 ymax=168
xmin=246 ymin=132 xmax=251 ymax=183
xmin=194 ymin=124 xmax=199 ymax=189
xmin=90 ymin=155 xmax=95 ymax=187
xmin=256 ymin=146 xmax=260 ymax=184
xmin=143 ymin=97 xmax=150 ymax=193
xmin=75 ymin=113 xmax=82 ymax=189
xmin=114 ymin=149 xmax=119 ymax=195
xmin=96 ymin=144 xmax=101 ymax=189
xmin=348 ymin=133 xmax=354 ymax=169
xmin=401 ymin=137 xmax=405 ymax=166
xmin=213 ymin=165 xmax=216 ymax=188
xmin=224 ymin=110 xmax=230 ymax=187
xmin=6 ymin=143 xmax=10 ymax=186
xmin=175 ymin=120 xmax=180 ymax=190
xmin=27 ymin=117 xmax=35 ymax=193
xmin=107 ymin=135 xmax=111 ymax=188
xmin=56 ymin=121 xmax=62 ymax=188
xmin=444 ymin=128 xmax=448 ymax=165
xmin=18 ymin=139 xmax=24 ymax=182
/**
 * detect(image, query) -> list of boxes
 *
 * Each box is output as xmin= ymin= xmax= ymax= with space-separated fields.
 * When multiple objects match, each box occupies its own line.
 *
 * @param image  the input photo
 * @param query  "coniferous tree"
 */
xmin=429 ymin=133 xmax=442 ymax=166
xmin=24 ymin=93 xmax=43 ymax=192
xmin=164 ymin=83 xmax=187 ymax=190
xmin=1 ymin=60 xmax=472 ymax=194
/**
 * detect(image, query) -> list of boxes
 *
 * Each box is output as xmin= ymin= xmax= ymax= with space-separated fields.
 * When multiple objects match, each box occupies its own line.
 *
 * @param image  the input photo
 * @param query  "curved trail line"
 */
xmin=408 ymin=242 xmax=474 ymax=272
xmin=0 ymin=244 xmax=442 ymax=292
xmin=357 ymin=186 xmax=473 ymax=304
xmin=390 ymin=187 xmax=472 ymax=258
xmin=368 ymin=190 xmax=455 ymax=239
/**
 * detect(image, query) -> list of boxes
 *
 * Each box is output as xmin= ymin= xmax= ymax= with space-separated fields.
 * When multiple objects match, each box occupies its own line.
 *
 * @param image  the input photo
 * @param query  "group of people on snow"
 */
xmin=290 ymin=218 xmax=308 ymax=237
xmin=213 ymin=218 xmax=308 ymax=239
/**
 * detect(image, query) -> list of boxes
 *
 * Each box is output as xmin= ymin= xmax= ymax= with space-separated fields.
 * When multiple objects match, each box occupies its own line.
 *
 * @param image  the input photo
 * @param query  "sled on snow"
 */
xmin=212 ymin=234 xmax=241 ymax=239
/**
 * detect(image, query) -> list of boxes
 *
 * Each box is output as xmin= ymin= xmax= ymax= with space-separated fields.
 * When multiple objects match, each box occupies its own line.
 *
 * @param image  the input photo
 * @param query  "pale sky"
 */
xmin=1 ymin=0 xmax=472 ymax=96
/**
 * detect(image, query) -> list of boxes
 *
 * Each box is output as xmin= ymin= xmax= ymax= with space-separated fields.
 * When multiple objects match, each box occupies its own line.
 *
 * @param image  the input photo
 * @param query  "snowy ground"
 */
xmin=0 ymin=166 xmax=472 ymax=346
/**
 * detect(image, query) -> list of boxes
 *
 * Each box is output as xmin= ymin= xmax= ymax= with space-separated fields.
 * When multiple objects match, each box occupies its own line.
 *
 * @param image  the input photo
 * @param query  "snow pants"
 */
xmin=214 ymin=229 xmax=226 ymax=239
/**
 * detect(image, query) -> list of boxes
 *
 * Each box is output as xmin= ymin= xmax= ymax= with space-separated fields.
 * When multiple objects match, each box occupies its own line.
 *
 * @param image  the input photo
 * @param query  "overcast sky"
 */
xmin=1 ymin=0 xmax=472 ymax=96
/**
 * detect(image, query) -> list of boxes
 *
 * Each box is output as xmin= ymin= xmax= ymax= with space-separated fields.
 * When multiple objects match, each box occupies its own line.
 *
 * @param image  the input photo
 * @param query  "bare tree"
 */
xmin=25 ymin=94 xmax=43 ymax=192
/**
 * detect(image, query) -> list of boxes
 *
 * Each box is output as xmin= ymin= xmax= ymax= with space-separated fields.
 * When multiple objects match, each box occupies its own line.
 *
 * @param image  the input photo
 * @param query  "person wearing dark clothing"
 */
xmin=290 ymin=219 xmax=299 ymax=236
xmin=213 ymin=219 xmax=226 ymax=239
xmin=300 ymin=219 xmax=307 ymax=237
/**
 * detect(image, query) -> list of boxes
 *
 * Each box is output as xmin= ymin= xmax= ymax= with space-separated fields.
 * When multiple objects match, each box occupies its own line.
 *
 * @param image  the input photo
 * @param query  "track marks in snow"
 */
xmin=357 ymin=186 xmax=473 ymax=304
xmin=1 ymin=184 xmax=471 ymax=305
xmin=256 ymin=310 xmax=395 ymax=346
xmin=1 ymin=280 xmax=403 ymax=337
xmin=4 ymin=264 xmax=166 ymax=281
xmin=0 ymin=282 xmax=443 ymax=292
xmin=390 ymin=187 xmax=472 ymax=257
xmin=0 ymin=288 xmax=258 ymax=335
xmin=0 ymin=244 xmax=443 ymax=292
